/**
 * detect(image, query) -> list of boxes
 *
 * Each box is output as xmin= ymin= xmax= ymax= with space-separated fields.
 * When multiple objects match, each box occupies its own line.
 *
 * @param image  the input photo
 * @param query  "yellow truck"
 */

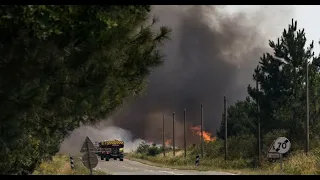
xmin=97 ymin=139 xmax=124 ymax=161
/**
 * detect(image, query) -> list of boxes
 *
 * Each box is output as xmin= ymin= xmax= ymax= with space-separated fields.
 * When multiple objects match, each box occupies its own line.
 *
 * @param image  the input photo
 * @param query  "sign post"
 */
xmin=80 ymin=136 xmax=98 ymax=175
xmin=273 ymin=137 xmax=291 ymax=174
xmin=280 ymin=153 xmax=283 ymax=173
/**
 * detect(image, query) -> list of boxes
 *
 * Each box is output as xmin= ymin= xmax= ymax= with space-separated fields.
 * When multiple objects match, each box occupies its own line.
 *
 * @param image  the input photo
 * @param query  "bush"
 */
xmin=227 ymin=134 xmax=256 ymax=160
xmin=136 ymin=142 xmax=150 ymax=154
xmin=147 ymin=145 xmax=162 ymax=156
xmin=136 ymin=142 xmax=162 ymax=157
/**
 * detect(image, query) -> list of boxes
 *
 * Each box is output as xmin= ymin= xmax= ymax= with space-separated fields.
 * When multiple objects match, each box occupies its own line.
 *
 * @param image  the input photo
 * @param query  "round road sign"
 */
xmin=82 ymin=152 xmax=98 ymax=169
xmin=273 ymin=137 xmax=291 ymax=154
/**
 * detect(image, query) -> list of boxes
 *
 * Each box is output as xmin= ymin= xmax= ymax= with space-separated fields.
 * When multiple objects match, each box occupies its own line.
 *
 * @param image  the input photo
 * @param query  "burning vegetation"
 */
xmin=190 ymin=125 xmax=216 ymax=142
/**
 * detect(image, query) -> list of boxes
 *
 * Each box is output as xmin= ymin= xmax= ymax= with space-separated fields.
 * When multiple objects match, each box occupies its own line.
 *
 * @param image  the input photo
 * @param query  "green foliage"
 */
xmin=227 ymin=134 xmax=256 ymax=160
xmin=218 ymin=18 xmax=320 ymax=158
xmin=217 ymin=97 xmax=256 ymax=139
xmin=148 ymin=143 xmax=163 ymax=156
xmin=247 ymin=19 xmax=320 ymax=144
xmin=0 ymin=5 xmax=171 ymax=174
xmin=136 ymin=141 xmax=150 ymax=154
xmin=203 ymin=139 xmax=224 ymax=158
xmin=135 ymin=142 xmax=163 ymax=157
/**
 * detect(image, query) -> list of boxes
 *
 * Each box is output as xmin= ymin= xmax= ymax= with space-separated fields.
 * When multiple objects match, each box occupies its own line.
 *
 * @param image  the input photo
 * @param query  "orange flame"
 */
xmin=190 ymin=125 xmax=216 ymax=142
xmin=165 ymin=139 xmax=172 ymax=146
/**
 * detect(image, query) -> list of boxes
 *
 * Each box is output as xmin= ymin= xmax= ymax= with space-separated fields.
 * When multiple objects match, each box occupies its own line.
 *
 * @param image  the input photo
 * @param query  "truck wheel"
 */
xmin=119 ymin=159 xmax=123 ymax=161
xmin=113 ymin=157 xmax=117 ymax=160
xmin=101 ymin=157 xmax=104 ymax=160
xmin=105 ymin=158 xmax=109 ymax=161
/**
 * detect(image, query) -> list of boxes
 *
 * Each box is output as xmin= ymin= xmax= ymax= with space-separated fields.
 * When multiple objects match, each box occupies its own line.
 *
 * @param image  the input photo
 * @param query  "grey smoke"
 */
xmin=59 ymin=124 xmax=145 ymax=156
xmin=60 ymin=5 xmax=294 ymax=152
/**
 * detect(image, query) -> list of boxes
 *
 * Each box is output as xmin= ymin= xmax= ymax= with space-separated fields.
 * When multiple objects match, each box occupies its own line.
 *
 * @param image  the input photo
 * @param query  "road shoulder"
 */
xmin=125 ymin=156 xmax=238 ymax=175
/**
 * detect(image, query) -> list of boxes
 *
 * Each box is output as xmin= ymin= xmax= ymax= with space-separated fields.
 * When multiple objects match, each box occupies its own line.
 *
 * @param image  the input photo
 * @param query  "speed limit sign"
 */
xmin=273 ymin=137 xmax=291 ymax=154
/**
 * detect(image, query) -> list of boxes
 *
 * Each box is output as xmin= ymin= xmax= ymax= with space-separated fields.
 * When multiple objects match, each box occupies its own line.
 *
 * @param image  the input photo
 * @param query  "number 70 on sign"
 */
xmin=273 ymin=137 xmax=291 ymax=154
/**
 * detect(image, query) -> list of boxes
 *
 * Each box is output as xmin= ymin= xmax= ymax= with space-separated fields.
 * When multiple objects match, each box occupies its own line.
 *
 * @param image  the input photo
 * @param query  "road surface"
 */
xmin=95 ymin=158 xmax=235 ymax=175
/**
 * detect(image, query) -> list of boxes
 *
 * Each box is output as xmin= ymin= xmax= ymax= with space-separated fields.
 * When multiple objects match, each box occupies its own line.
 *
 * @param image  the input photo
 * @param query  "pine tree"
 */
xmin=248 ymin=19 xmax=318 ymax=145
xmin=218 ymin=19 xmax=320 ymax=152
xmin=217 ymin=97 xmax=256 ymax=139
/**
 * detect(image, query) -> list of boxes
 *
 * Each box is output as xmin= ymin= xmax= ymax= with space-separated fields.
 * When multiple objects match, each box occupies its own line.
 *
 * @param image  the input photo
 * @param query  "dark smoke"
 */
xmin=60 ymin=6 xmax=294 ymax=152
xmin=112 ymin=6 xmax=294 ymax=144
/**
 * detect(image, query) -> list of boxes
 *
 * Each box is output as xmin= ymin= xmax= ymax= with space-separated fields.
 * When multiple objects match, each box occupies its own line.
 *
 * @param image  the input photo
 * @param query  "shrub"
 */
xmin=147 ymin=144 xmax=162 ymax=156
xmin=227 ymin=134 xmax=256 ymax=159
xmin=136 ymin=142 xmax=150 ymax=154
xmin=136 ymin=142 xmax=162 ymax=157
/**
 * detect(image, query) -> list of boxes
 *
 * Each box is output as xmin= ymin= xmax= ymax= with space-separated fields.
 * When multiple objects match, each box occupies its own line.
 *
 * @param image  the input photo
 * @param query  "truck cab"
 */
xmin=100 ymin=148 xmax=111 ymax=157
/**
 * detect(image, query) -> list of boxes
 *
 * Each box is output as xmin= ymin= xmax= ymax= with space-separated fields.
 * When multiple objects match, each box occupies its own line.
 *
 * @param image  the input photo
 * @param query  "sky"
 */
xmin=293 ymin=5 xmax=320 ymax=55
xmin=226 ymin=5 xmax=320 ymax=55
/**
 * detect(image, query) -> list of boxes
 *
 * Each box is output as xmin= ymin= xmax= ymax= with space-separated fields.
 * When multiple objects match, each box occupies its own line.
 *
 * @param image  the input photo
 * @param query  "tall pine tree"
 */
xmin=218 ymin=19 xmax=320 ymax=152
xmin=248 ymin=19 xmax=320 ymax=147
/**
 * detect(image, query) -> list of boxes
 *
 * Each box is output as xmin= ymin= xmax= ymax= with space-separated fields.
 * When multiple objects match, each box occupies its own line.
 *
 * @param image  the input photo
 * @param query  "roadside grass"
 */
xmin=128 ymin=144 xmax=320 ymax=175
xmin=266 ymin=150 xmax=320 ymax=175
xmin=127 ymin=152 xmax=271 ymax=175
xmin=33 ymin=154 xmax=111 ymax=175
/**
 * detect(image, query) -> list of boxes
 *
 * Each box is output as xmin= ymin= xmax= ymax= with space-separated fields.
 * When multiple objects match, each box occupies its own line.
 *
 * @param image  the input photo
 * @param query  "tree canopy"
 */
xmin=218 ymin=19 xmax=320 ymax=152
xmin=0 ymin=5 xmax=171 ymax=174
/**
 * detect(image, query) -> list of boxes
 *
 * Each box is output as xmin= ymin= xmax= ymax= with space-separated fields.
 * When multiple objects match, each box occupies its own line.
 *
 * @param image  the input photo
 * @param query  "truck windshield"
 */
xmin=111 ymin=147 xmax=119 ymax=154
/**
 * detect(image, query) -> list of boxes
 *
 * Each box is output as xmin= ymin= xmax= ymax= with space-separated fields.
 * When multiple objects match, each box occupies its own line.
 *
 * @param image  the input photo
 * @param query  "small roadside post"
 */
xmin=195 ymin=155 xmax=200 ymax=167
xmin=69 ymin=155 xmax=75 ymax=170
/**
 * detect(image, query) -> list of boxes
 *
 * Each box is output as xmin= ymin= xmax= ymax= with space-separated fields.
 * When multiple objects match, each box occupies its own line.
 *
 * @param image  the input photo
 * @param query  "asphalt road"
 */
xmin=95 ymin=158 xmax=235 ymax=175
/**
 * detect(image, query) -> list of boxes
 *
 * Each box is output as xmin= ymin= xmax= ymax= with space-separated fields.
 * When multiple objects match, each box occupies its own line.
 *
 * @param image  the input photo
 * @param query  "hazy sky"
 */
xmin=293 ymin=5 xmax=320 ymax=55
xmin=227 ymin=5 xmax=320 ymax=55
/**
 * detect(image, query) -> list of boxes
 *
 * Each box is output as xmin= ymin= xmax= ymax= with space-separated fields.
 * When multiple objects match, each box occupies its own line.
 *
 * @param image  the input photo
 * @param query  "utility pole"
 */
xmin=256 ymin=80 xmax=261 ymax=166
xmin=163 ymin=113 xmax=166 ymax=157
xmin=224 ymin=96 xmax=228 ymax=161
xmin=184 ymin=109 xmax=187 ymax=159
xmin=200 ymin=104 xmax=204 ymax=158
xmin=172 ymin=112 xmax=175 ymax=157
xmin=306 ymin=61 xmax=310 ymax=154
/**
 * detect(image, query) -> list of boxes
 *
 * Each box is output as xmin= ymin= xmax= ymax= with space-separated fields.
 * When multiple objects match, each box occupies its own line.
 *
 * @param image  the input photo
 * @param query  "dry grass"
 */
xmin=266 ymin=151 xmax=320 ymax=175
xmin=128 ymin=149 xmax=320 ymax=175
xmin=33 ymin=154 xmax=110 ymax=175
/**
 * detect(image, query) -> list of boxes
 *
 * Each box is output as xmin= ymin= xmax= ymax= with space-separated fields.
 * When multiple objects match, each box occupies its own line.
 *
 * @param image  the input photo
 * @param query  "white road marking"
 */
xmin=158 ymin=170 xmax=183 ymax=175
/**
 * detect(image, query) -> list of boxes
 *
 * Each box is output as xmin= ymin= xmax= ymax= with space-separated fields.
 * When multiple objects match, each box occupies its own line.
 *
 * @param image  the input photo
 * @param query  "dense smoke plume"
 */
xmin=60 ymin=5 xmax=294 ymax=152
